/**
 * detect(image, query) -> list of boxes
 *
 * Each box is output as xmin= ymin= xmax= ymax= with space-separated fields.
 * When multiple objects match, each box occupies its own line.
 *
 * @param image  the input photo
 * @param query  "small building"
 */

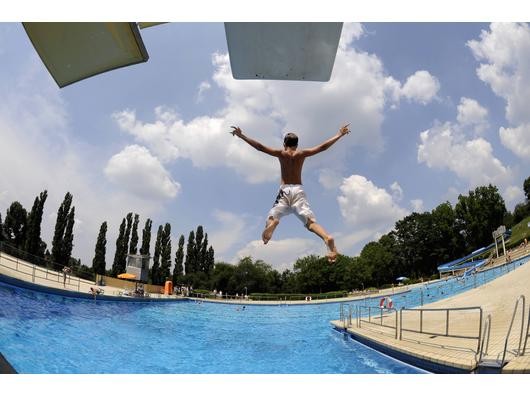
xmin=125 ymin=254 xmax=150 ymax=283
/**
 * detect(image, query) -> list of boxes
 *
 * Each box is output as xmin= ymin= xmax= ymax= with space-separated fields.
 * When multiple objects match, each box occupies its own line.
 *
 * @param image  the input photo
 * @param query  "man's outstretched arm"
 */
xmin=230 ymin=126 xmax=282 ymax=157
xmin=300 ymin=123 xmax=350 ymax=157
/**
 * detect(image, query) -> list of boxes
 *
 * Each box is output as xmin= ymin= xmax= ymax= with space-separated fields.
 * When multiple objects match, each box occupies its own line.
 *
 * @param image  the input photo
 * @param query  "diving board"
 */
xmin=23 ymin=22 xmax=149 ymax=88
xmin=224 ymin=22 xmax=343 ymax=81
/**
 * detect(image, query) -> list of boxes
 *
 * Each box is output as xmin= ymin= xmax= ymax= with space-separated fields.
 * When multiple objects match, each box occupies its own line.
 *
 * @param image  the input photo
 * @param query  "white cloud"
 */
xmin=209 ymin=209 xmax=247 ymax=258
xmin=318 ymin=169 xmax=343 ymax=190
xmin=113 ymin=24 xmax=441 ymax=181
xmin=337 ymin=175 xmax=408 ymax=234
xmin=234 ymin=238 xmax=322 ymax=272
xmin=499 ymin=124 xmax=530 ymax=160
xmin=104 ymin=145 xmax=181 ymax=200
xmin=400 ymin=70 xmax=440 ymax=105
xmin=468 ymin=23 xmax=530 ymax=126
xmin=417 ymin=93 xmax=512 ymax=191
xmin=467 ymin=23 xmax=530 ymax=160
xmin=390 ymin=181 xmax=403 ymax=201
xmin=503 ymin=185 xmax=524 ymax=210
xmin=417 ymin=122 xmax=512 ymax=188
xmin=196 ymin=81 xmax=211 ymax=103
xmin=338 ymin=22 xmax=364 ymax=50
xmin=457 ymin=97 xmax=489 ymax=133
xmin=410 ymin=199 xmax=424 ymax=212
xmin=0 ymin=56 xmax=168 ymax=271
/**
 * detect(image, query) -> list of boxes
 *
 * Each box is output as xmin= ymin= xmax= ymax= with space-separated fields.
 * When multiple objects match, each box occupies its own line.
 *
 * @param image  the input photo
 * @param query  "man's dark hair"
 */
xmin=283 ymin=132 xmax=298 ymax=148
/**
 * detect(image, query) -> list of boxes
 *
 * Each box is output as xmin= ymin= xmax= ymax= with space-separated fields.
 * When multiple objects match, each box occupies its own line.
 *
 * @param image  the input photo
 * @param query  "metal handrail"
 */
xmin=358 ymin=305 xmax=399 ymax=339
xmin=0 ymin=252 xmax=92 ymax=292
xmin=500 ymin=295 xmax=526 ymax=367
xmin=522 ymin=305 xmax=530 ymax=355
xmin=478 ymin=314 xmax=492 ymax=362
xmin=400 ymin=306 xmax=483 ymax=352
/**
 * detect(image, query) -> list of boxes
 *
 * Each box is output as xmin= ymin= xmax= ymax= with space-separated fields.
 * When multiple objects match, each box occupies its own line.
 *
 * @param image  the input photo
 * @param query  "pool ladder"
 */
xmin=477 ymin=295 xmax=529 ymax=373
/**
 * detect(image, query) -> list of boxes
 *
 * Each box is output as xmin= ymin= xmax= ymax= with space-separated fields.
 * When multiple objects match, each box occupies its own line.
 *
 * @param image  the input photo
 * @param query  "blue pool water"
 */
xmin=0 ymin=255 xmax=527 ymax=374
xmin=0 ymin=283 xmax=423 ymax=374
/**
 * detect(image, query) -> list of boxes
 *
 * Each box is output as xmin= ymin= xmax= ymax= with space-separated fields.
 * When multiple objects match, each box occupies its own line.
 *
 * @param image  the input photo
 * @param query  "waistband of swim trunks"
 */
xmin=280 ymin=184 xmax=303 ymax=188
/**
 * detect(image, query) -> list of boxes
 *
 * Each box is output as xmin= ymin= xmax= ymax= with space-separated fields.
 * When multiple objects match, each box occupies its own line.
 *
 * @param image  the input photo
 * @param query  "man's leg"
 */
xmin=262 ymin=216 xmax=280 ymax=244
xmin=305 ymin=219 xmax=337 ymax=262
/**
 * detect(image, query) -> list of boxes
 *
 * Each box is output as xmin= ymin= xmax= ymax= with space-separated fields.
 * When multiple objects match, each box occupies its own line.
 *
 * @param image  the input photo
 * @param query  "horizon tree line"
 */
xmin=1 ymin=176 xmax=529 ymax=293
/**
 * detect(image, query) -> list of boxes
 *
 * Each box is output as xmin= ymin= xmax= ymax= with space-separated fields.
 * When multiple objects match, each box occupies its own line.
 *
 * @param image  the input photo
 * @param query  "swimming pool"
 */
xmin=0 ymin=256 xmax=526 ymax=374
xmin=0 ymin=282 xmax=425 ymax=374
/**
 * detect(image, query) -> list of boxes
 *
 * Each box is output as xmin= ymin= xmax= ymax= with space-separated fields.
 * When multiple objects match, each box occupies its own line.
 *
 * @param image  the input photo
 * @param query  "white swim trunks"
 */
xmin=267 ymin=184 xmax=315 ymax=225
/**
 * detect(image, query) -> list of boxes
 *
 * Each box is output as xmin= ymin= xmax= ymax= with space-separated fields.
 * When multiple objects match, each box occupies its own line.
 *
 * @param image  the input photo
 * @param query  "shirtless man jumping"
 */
xmin=230 ymin=123 xmax=350 ymax=263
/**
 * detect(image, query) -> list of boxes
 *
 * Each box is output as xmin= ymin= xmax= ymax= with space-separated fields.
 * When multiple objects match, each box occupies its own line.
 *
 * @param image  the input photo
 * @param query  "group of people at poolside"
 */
xmin=230 ymin=123 xmax=350 ymax=263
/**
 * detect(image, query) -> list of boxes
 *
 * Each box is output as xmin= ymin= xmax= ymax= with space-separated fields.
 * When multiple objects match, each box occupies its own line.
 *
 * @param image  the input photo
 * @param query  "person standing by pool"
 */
xmin=230 ymin=123 xmax=350 ymax=263
xmin=62 ymin=266 xmax=71 ymax=287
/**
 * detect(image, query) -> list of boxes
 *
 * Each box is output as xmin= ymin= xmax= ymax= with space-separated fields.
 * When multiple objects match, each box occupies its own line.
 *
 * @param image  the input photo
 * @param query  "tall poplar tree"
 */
xmin=92 ymin=221 xmax=107 ymax=276
xmin=3 ymin=201 xmax=27 ymax=249
xmin=195 ymin=225 xmax=204 ymax=269
xmin=172 ymin=234 xmax=185 ymax=284
xmin=206 ymin=246 xmax=215 ymax=274
xmin=129 ymin=214 xmax=139 ymax=254
xmin=159 ymin=223 xmax=172 ymax=282
xmin=62 ymin=205 xmax=75 ymax=265
xmin=24 ymin=190 xmax=48 ymax=257
xmin=150 ymin=225 xmax=163 ymax=284
xmin=184 ymin=230 xmax=195 ymax=275
xmin=112 ymin=218 xmax=126 ymax=276
xmin=51 ymin=192 xmax=73 ymax=265
xmin=140 ymin=218 xmax=152 ymax=256
xmin=0 ymin=213 xmax=4 ymax=242
xmin=199 ymin=233 xmax=208 ymax=273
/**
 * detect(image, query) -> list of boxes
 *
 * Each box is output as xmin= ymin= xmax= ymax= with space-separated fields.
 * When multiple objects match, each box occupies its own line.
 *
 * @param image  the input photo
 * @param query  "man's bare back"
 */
xmin=278 ymin=148 xmax=305 ymax=185
xmin=230 ymin=124 xmax=350 ymax=263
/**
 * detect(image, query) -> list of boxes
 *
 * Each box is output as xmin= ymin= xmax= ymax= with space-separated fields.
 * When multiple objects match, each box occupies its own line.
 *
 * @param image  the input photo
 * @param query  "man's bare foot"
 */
xmin=325 ymin=236 xmax=338 ymax=263
xmin=262 ymin=218 xmax=279 ymax=244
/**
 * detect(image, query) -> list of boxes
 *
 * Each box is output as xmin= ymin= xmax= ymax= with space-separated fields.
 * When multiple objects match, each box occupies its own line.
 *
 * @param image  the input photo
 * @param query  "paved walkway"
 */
xmin=332 ymin=252 xmax=530 ymax=373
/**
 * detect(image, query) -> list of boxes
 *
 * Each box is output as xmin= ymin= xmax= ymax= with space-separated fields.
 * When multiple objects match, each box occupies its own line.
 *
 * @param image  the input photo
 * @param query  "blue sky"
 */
xmin=1 ymin=20 xmax=530 ymax=272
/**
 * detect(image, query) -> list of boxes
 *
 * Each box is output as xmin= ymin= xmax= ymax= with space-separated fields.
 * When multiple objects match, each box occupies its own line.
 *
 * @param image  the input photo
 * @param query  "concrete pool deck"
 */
xmin=331 ymin=250 xmax=530 ymax=373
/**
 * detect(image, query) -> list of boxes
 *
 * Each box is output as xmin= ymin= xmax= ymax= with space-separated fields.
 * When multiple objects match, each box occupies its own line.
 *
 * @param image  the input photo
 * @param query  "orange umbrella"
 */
xmin=118 ymin=273 xmax=137 ymax=280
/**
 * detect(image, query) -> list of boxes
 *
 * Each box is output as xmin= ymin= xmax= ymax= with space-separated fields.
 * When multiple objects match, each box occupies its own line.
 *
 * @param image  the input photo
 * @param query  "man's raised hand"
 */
xmin=339 ymin=123 xmax=350 ymax=136
xmin=230 ymin=126 xmax=243 ymax=137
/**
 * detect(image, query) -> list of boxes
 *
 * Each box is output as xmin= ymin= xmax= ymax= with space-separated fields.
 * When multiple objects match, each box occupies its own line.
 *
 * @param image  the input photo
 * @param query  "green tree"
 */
xmin=92 ymin=221 xmax=107 ymax=276
xmin=513 ymin=202 xmax=530 ymax=224
xmin=62 ymin=206 xmax=75 ymax=266
xmin=150 ymin=225 xmax=163 ymax=284
xmin=394 ymin=212 xmax=439 ymax=277
xmin=0 ymin=213 xmax=4 ymax=242
xmin=159 ymin=223 xmax=172 ymax=282
xmin=199 ymin=233 xmax=208 ymax=273
xmin=209 ymin=262 xmax=235 ymax=293
xmin=430 ymin=202 xmax=465 ymax=265
xmin=455 ymin=185 xmax=507 ymax=251
xmin=3 ymin=201 xmax=28 ymax=249
xmin=293 ymin=255 xmax=330 ymax=293
xmin=172 ymin=234 xmax=185 ymax=284
xmin=112 ymin=218 xmax=126 ymax=276
xmin=184 ymin=230 xmax=196 ymax=274
xmin=205 ymin=245 xmax=215 ymax=274
xmin=524 ymin=176 xmax=530 ymax=201
xmin=195 ymin=225 xmax=204 ymax=270
xmin=51 ymin=192 xmax=73 ymax=265
xmin=140 ymin=218 xmax=152 ymax=256
xmin=122 ymin=212 xmax=133 ymax=259
xmin=24 ymin=190 xmax=48 ymax=257
xmin=129 ymin=214 xmax=139 ymax=254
